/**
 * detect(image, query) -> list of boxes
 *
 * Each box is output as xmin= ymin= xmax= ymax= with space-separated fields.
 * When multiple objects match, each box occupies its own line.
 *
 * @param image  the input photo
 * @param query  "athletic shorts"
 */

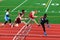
xmin=4 ymin=16 xmax=10 ymax=21
xmin=15 ymin=18 xmax=21 ymax=24
xmin=40 ymin=19 xmax=48 ymax=24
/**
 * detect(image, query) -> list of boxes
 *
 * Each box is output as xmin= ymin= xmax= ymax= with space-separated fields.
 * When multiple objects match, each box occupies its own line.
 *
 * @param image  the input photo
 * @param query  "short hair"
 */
xmin=7 ymin=9 xmax=9 ymax=11
xmin=44 ymin=14 xmax=47 ymax=16
xmin=22 ymin=10 xmax=25 ymax=14
xmin=22 ymin=10 xmax=25 ymax=12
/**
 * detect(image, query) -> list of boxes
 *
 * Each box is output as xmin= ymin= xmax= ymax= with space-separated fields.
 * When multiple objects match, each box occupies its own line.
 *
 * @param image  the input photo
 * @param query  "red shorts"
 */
xmin=29 ymin=16 xmax=34 ymax=19
xmin=15 ymin=17 xmax=21 ymax=24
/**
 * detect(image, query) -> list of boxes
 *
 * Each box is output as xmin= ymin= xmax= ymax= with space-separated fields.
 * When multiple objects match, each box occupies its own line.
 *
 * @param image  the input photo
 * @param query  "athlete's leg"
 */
xmin=9 ymin=19 xmax=11 ymax=23
xmin=11 ymin=21 xmax=16 ymax=28
xmin=27 ymin=18 xmax=31 ymax=26
xmin=21 ymin=21 xmax=27 ymax=24
xmin=41 ymin=23 xmax=47 ymax=36
xmin=4 ymin=17 xmax=8 ymax=24
xmin=32 ymin=19 xmax=38 ymax=24
xmin=41 ymin=23 xmax=46 ymax=32
xmin=4 ymin=21 xmax=8 ymax=24
xmin=45 ymin=20 xmax=50 ymax=28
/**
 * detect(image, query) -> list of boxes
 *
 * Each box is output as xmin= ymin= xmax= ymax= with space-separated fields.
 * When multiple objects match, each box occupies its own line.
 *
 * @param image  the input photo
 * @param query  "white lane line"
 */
xmin=12 ymin=20 xmax=30 ymax=40
xmin=45 ymin=0 xmax=52 ymax=13
xmin=27 ymin=34 xmax=60 ymax=37
xmin=21 ymin=25 xmax=32 ymax=40
xmin=11 ymin=0 xmax=27 ymax=12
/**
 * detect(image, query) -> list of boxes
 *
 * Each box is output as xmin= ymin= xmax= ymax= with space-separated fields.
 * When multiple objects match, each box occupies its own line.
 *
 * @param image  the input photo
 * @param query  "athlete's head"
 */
xmin=32 ymin=10 xmax=37 ymax=14
xmin=22 ymin=10 xmax=25 ymax=14
xmin=44 ymin=14 xmax=47 ymax=18
xmin=34 ymin=10 xmax=37 ymax=14
xmin=6 ymin=9 xmax=10 ymax=12
xmin=22 ymin=10 xmax=24 ymax=12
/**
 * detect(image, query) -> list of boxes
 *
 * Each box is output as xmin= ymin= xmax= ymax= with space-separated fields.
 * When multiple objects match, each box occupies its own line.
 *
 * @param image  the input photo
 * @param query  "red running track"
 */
xmin=0 ymin=23 xmax=60 ymax=40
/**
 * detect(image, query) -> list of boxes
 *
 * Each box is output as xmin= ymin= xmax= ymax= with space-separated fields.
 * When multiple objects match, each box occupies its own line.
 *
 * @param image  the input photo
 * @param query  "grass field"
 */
xmin=0 ymin=0 xmax=60 ymax=24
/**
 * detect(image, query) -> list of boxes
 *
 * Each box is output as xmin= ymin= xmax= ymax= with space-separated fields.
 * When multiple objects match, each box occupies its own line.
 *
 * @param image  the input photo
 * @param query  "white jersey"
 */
xmin=6 ymin=12 xmax=9 ymax=15
xmin=5 ymin=11 xmax=10 ymax=21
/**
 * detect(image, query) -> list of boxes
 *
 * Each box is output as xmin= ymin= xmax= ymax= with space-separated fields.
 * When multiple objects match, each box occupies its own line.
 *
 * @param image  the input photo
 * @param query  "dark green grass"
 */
xmin=0 ymin=0 xmax=60 ymax=24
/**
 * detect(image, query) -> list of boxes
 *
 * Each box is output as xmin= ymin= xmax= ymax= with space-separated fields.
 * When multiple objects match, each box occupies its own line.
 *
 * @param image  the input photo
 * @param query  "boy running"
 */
xmin=39 ymin=14 xmax=50 ymax=36
xmin=27 ymin=10 xmax=38 ymax=26
xmin=11 ymin=10 xmax=26 ymax=27
xmin=4 ymin=9 xmax=11 ymax=26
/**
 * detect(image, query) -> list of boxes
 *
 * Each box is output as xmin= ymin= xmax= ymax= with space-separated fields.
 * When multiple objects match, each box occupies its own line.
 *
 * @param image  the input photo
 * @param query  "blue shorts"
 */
xmin=4 ymin=16 xmax=10 ymax=21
